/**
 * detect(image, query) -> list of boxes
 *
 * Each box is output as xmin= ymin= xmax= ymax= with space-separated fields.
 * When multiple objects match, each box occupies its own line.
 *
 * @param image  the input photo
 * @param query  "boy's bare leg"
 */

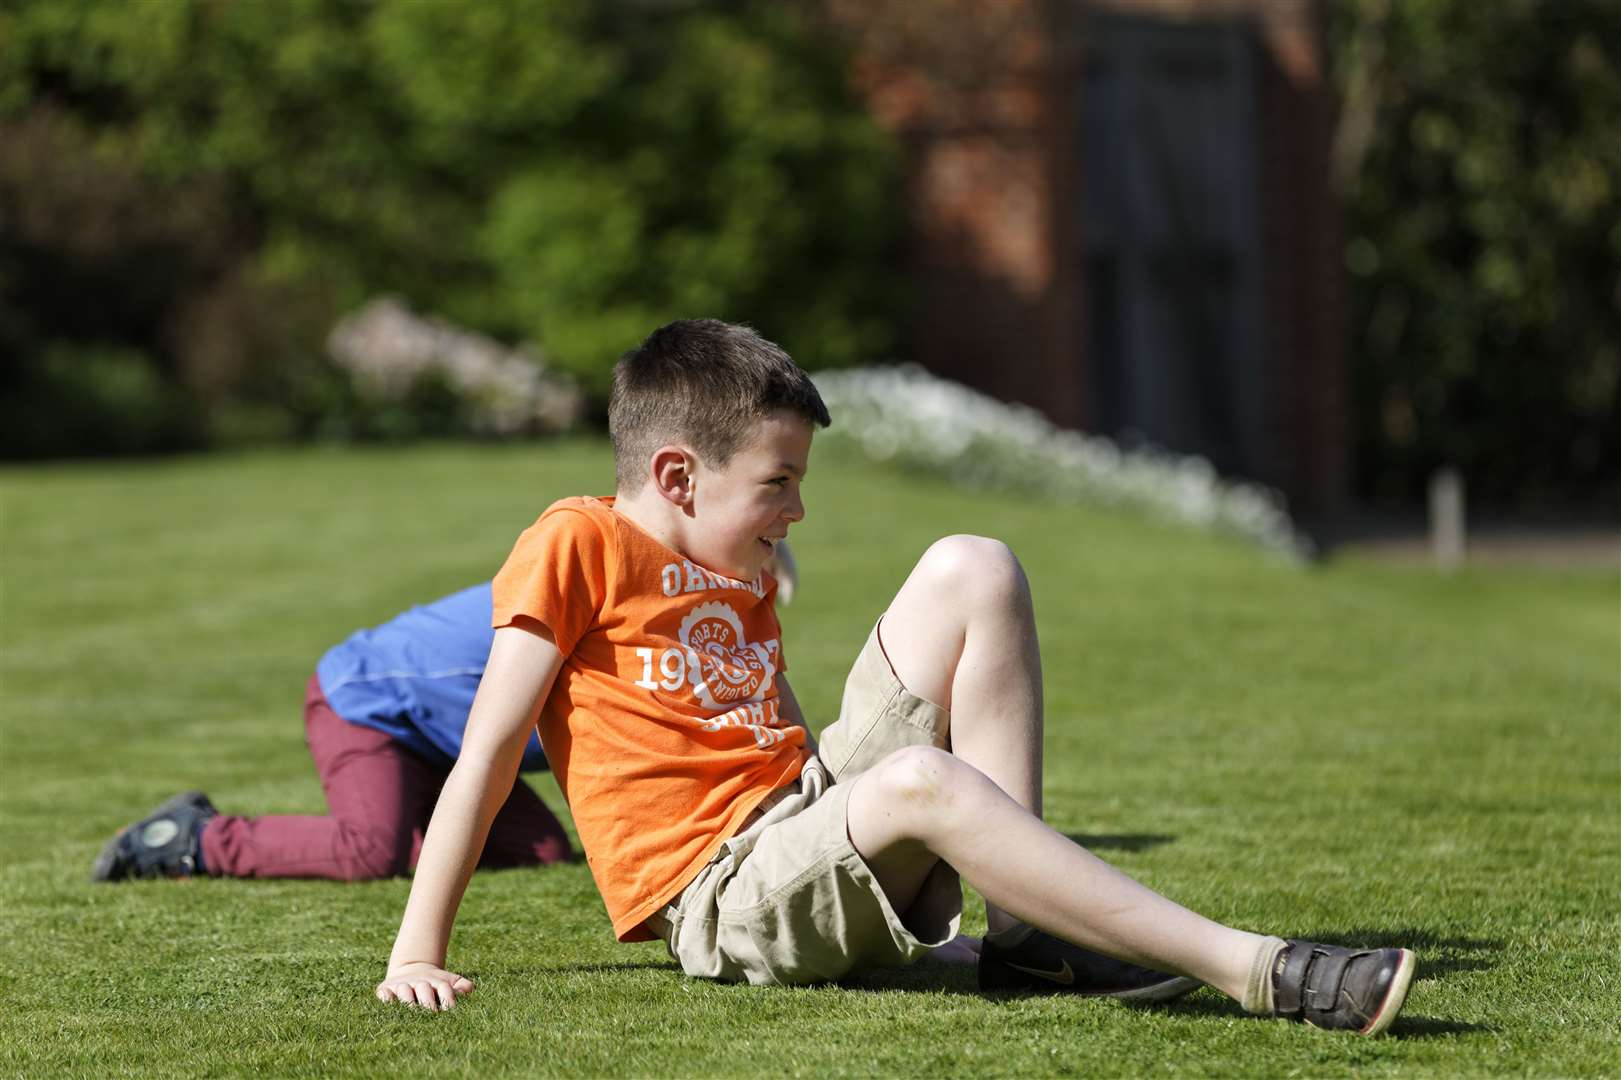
xmin=847 ymin=747 xmax=1265 ymax=1001
xmin=853 ymin=535 xmax=1265 ymax=1001
xmin=874 ymin=536 xmax=1043 ymax=936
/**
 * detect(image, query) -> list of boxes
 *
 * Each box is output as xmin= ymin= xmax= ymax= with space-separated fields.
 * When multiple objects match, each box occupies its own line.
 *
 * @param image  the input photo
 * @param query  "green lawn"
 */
xmin=2 ymin=442 xmax=1616 ymax=1077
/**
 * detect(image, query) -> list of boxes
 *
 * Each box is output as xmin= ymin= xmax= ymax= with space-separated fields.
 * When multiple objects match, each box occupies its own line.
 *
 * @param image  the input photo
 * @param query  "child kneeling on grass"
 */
xmin=91 ymin=584 xmax=574 ymax=881
xmin=95 ymin=542 xmax=798 ymax=884
xmin=377 ymin=319 xmax=1416 ymax=1035
xmin=93 ymin=546 xmax=798 ymax=883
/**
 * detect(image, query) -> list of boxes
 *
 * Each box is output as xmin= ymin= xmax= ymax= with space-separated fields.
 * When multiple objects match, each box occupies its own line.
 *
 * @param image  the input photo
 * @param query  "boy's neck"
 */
xmin=610 ymin=488 xmax=691 ymax=561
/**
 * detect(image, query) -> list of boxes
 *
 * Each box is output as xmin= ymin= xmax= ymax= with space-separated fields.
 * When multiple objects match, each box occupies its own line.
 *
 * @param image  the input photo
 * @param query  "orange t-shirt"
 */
xmin=491 ymin=496 xmax=807 ymax=941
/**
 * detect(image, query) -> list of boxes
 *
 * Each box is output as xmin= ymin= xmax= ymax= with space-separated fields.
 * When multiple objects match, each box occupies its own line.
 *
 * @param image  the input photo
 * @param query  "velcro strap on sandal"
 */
xmin=1273 ymin=942 xmax=1309 ymax=1018
xmin=1304 ymin=949 xmax=1353 ymax=1013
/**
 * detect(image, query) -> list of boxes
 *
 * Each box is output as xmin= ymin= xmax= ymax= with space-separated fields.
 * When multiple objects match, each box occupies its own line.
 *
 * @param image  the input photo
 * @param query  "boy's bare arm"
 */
xmin=774 ymin=674 xmax=819 ymax=757
xmin=376 ymin=623 xmax=563 ymax=1011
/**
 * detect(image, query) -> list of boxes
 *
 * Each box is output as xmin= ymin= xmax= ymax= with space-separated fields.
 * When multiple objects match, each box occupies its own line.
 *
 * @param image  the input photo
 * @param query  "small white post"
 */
xmin=1429 ymin=466 xmax=1466 ymax=572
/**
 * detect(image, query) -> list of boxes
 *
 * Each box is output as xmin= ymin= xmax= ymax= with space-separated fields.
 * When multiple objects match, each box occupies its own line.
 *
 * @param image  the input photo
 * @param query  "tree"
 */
xmin=0 ymin=0 xmax=902 ymax=456
xmin=1330 ymin=0 xmax=1620 ymax=510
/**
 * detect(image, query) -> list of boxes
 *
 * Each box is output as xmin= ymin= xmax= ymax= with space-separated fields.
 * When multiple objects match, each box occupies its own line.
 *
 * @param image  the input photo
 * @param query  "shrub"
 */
xmin=325 ymin=298 xmax=584 ymax=439
xmin=814 ymin=366 xmax=1310 ymax=558
xmin=0 ymin=344 xmax=195 ymax=459
xmin=1 ymin=0 xmax=902 ymax=451
xmin=1332 ymin=0 xmax=1621 ymax=511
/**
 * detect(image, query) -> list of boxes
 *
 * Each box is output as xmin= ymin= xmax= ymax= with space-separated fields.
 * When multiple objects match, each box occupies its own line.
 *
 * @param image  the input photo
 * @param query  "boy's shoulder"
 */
xmin=494 ymin=496 xmax=624 ymax=651
xmin=521 ymin=495 xmax=619 ymax=547
xmin=537 ymin=494 xmax=614 ymax=523
xmin=500 ymin=495 xmax=617 ymax=577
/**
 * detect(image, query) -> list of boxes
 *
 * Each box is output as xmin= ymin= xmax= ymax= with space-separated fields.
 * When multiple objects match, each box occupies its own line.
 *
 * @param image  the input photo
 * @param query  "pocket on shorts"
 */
xmin=708 ymin=783 xmax=959 ymax=986
xmin=662 ymin=849 xmax=743 ymax=982
xmin=819 ymin=623 xmax=950 ymax=781
xmin=715 ymin=850 xmax=851 ymax=985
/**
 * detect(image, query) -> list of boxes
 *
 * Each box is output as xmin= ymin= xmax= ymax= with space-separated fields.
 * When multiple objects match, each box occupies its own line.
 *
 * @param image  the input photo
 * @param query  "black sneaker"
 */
xmin=979 ymin=929 xmax=1203 ymax=1001
xmin=91 ymin=791 xmax=217 ymax=882
xmin=1271 ymin=940 xmax=1416 ymax=1035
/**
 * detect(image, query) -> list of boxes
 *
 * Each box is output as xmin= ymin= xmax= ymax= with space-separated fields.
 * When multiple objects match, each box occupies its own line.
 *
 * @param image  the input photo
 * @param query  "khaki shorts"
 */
xmin=648 ymin=623 xmax=963 ymax=985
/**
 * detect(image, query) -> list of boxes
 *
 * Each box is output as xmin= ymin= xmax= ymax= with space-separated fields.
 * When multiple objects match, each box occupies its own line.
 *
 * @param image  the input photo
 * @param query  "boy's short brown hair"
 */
xmin=609 ymin=320 xmax=832 ymax=493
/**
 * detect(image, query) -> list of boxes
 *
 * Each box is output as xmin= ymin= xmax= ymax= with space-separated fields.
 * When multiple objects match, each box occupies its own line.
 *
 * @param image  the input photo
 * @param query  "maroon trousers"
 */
xmin=200 ymin=675 xmax=572 ymax=880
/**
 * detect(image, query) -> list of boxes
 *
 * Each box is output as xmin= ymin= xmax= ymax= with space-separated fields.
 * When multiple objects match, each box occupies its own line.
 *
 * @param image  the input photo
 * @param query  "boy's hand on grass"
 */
xmin=376 ymin=962 xmax=475 ymax=1012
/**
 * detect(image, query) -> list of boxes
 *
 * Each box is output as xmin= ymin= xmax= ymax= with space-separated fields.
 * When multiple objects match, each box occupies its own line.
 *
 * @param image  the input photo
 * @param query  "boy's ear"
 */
xmin=649 ymin=445 xmax=696 ymax=508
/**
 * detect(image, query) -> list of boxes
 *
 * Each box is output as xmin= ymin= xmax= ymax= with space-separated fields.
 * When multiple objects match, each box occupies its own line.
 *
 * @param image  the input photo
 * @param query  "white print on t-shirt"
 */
xmin=702 ymin=698 xmax=790 ymax=748
xmin=659 ymin=560 xmax=766 ymax=599
xmin=676 ymin=601 xmax=778 ymax=708
xmin=633 ymin=600 xmax=785 ymax=747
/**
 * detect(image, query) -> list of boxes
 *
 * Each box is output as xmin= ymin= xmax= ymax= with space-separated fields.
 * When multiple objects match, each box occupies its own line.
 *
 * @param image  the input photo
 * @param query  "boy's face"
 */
xmin=687 ymin=410 xmax=813 ymax=581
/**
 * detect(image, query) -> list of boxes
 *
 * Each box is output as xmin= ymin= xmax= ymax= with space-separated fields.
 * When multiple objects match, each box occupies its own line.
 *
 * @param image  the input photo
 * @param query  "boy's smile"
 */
xmin=686 ymin=411 xmax=813 ymax=582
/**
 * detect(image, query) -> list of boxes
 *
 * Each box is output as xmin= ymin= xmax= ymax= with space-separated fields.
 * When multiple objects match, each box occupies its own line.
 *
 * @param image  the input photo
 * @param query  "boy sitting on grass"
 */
xmin=377 ymin=319 xmax=1416 ymax=1035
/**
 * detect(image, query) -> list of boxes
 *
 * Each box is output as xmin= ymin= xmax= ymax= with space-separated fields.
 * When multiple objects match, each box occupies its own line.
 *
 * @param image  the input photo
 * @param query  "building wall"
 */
xmin=1249 ymin=2 xmax=1351 ymax=515
xmin=825 ymin=0 xmax=1350 ymax=517
xmin=826 ymin=0 xmax=1080 ymax=420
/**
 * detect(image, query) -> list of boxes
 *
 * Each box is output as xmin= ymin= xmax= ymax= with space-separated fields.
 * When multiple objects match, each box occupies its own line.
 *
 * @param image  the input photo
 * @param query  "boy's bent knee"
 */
xmin=867 ymin=745 xmax=969 ymax=814
xmin=918 ymin=536 xmax=1028 ymax=605
xmin=854 ymin=747 xmax=1010 ymax=849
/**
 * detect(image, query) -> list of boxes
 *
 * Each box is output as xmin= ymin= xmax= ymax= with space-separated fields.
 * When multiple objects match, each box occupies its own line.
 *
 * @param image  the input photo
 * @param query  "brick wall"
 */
xmin=824 ymin=0 xmax=1349 ymax=515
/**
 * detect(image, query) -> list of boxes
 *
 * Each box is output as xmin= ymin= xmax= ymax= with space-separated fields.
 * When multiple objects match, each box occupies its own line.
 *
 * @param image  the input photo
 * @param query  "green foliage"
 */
xmin=0 ymin=0 xmax=901 ymax=452
xmin=0 ymin=343 xmax=195 ymax=458
xmin=1331 ymin=0 xmax=1621 ymax=510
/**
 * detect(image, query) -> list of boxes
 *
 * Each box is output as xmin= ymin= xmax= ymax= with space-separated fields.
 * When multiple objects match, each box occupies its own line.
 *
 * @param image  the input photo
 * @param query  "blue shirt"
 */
xmin=315 ymin=583 xmax=548 ymax=772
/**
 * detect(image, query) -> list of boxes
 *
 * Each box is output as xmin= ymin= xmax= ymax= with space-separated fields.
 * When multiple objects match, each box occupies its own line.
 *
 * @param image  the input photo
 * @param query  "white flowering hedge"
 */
xmin=812 ymin=365 xmax=1311 ymax=559
xmin=328 ymin=298 xmax=583 ymax=436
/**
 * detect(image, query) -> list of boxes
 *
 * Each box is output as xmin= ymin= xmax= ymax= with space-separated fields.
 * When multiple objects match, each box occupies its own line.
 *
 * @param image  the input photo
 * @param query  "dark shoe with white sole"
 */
xmin=1271 ymin=940 xmax=1416 ymax=1035
xmin=979 ymin=929 xmax=1203 ymax=1001
xmin=91 ymin=790 xmax=217 ymax=882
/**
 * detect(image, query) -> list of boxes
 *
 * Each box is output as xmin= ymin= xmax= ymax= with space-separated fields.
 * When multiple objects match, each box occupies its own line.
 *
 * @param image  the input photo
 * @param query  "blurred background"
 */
xmin=2 ymin=0 xmax=1617 ymax=548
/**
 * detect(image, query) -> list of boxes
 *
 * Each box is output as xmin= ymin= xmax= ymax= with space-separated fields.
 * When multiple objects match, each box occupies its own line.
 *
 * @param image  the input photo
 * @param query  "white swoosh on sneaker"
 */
xmin=1004 ymin=959 xmax=1075 ymax=985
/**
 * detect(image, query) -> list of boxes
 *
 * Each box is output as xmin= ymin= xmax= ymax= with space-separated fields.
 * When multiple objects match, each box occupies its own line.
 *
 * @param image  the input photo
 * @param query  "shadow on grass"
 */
xmin=1138 ymin=994 xmax=1493 ymax=1038
xmin=1062 ymin=833 xmax=1176 ymax=853
xmin=844 ymin=927 xmax=1497 ymax=1036
xmin=842 ymin=960 xmax=982 ymax=995
xmin=839 ymin=977 xmax=1492 ymax=1038
xmin=537 ymin=929 xmax=1496 ymax=1036
xmin=539 ymin=961 xmax=683 ymax=975
xmin=1298 ymin=929 xmax=1502 ymax=981
xmin=1390 ymin=1016 xmax=1494 ymax=1038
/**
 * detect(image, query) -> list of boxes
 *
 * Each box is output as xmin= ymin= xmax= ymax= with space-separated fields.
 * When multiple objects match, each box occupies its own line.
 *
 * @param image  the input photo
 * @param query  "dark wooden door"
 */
xmin=1080 ymin=15 xmax=1266 ymax=477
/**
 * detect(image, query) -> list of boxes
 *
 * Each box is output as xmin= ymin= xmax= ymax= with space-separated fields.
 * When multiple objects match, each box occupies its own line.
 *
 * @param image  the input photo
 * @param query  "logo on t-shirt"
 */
xmin=678 ymin=601 xmax=778 ymax=710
